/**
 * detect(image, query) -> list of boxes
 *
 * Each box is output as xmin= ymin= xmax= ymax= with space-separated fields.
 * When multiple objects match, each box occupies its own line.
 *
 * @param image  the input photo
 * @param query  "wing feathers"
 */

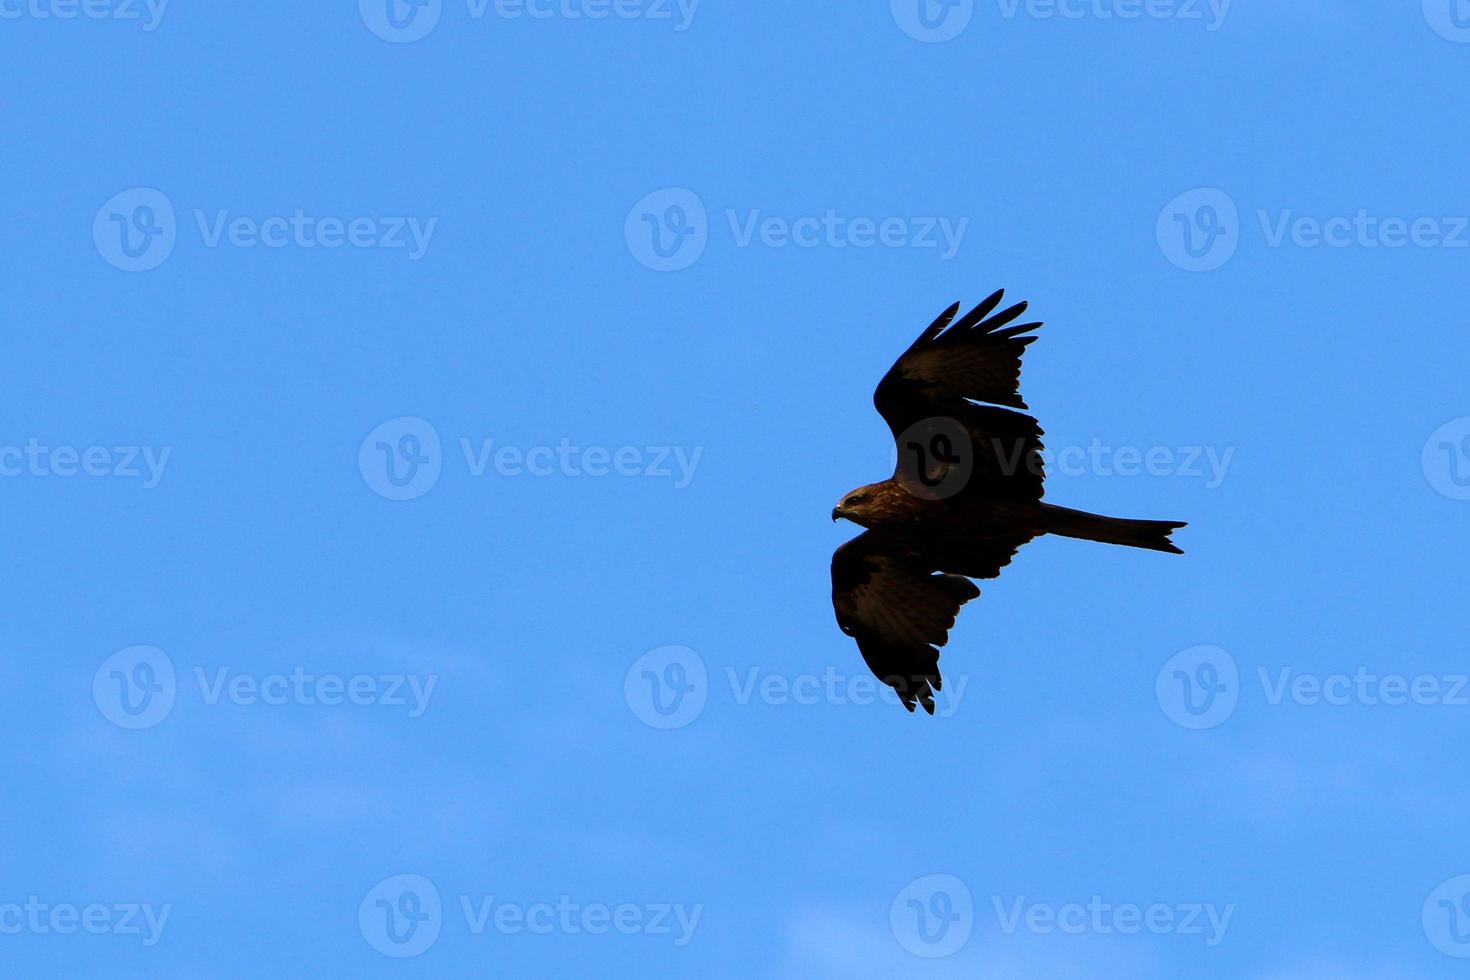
xmin=948 ymin=299 xmax=1028 ymax=338
xmin=875 ymin=289 xmax=1047 ymax=501
xmin=911 ymin=301 xmax=962 ymax=351
xmin=875 ymin=290 xmax=1041 ymax=419
xmin=831 ymin=532 xmax=982 ymax=714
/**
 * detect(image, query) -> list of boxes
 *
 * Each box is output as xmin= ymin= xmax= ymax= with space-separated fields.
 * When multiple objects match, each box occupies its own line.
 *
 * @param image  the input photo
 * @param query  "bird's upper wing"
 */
xmin=874 ymin=290 xmax=1046 ymax=502
xmin=831 ymin=531 xmax=983 ymax=714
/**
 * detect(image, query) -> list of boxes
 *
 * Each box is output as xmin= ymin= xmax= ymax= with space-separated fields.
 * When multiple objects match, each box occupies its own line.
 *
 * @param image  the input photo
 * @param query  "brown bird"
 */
xmin=831 ymin=290 xmax=1186 ymax=714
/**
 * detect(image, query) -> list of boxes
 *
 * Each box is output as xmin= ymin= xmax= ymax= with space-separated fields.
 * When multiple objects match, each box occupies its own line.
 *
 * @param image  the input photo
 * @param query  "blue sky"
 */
xmin=4 ymin=1 xmax=1470 ymax=977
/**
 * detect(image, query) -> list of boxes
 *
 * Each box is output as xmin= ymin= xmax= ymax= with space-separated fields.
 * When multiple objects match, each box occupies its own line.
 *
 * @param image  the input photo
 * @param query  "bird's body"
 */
xmin=830 ymin=290 xmax=1186 ymax=714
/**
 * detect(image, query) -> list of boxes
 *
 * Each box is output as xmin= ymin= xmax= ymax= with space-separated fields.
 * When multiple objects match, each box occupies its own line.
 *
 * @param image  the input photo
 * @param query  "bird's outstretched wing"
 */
xmin=874 ymin=290 xmax=1047 ymax=502
xmin=831 ymin=531 xmax=983 ymax=714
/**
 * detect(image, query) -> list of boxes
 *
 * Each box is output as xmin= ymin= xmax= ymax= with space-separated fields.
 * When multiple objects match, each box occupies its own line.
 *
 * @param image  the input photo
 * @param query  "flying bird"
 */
xmin=831 ymin=290 xmax=1186 ymax=714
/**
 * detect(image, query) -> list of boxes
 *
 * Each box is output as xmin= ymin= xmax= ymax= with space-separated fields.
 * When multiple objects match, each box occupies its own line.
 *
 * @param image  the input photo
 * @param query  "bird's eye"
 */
xmin=848 ymin=494 xmax=867 ymax=506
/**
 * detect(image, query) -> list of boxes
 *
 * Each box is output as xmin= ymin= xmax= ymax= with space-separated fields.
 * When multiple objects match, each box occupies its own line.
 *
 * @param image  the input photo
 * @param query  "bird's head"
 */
xmin=832 ymin=483 xmax=888 ymax=527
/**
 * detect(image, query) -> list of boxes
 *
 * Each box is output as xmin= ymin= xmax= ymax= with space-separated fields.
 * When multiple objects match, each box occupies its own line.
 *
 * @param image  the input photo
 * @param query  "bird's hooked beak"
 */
xmin=831 ymin=506 xmax=842 ymax=523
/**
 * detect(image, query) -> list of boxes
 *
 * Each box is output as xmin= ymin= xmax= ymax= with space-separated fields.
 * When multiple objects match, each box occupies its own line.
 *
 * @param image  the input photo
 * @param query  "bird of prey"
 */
xmin=830 ymin=290 xmax=1186 ymax=714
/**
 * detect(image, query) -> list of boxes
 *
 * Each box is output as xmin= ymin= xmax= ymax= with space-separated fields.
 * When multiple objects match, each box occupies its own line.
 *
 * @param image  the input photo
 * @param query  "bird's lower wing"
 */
xmin=830 ymin=531 xmax=984 ymax=714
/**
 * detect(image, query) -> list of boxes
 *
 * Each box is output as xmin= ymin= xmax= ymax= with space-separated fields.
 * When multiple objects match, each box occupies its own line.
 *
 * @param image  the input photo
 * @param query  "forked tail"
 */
xmin=1041 ymin=504 xmax=1186 ymax=555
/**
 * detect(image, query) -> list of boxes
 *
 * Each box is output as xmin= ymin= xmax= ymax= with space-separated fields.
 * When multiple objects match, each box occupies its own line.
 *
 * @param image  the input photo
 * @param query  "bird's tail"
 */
xmin=1041 ymin=504 xmax=1185 ymax=555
